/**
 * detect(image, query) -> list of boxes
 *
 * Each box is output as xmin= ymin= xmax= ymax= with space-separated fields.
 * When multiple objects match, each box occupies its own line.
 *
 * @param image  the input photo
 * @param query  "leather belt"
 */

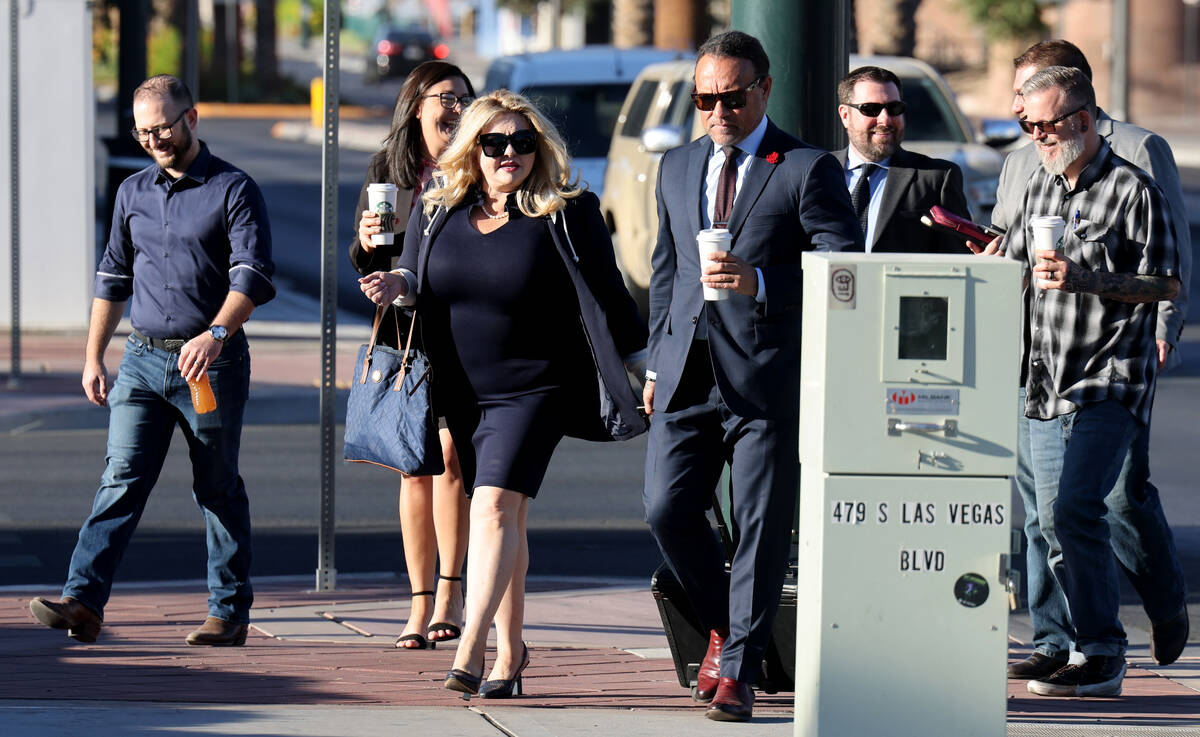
xmin=132 ymin=329 xmax=187 ymax=353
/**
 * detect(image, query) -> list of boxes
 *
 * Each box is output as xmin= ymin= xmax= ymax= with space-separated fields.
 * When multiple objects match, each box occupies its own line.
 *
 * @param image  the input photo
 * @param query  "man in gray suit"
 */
xmin=991 ymin=40 xmax=1191 ymax=681
xmin=833 ymin=65 xmax=973 ymax=253
xmin=641 ymin=30 xmax=861 ymax=722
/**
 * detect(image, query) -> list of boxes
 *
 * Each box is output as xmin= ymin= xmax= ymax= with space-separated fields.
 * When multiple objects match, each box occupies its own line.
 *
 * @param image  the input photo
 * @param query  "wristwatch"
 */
xmin=207 ymin=325 xmax=229 ymax=343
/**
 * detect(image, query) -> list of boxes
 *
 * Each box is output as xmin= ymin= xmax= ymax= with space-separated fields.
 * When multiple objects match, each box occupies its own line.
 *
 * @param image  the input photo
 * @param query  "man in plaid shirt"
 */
xmin=995 ymin=66 xmax=1181 ymax=697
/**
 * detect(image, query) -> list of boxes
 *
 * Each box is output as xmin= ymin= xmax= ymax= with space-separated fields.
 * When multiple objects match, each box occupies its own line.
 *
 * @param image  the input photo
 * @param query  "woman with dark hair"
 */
xmin=359 ymin=90 xmax=648 ymax=697
xmin=350 ymin=60 xmax=475 ymax=651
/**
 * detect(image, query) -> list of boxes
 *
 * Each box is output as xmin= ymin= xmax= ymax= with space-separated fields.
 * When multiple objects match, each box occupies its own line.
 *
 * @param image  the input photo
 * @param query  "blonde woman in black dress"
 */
xmin=351 ymin=61 xmax=474 ymax=650
xmin=359 ymin=90 xmax=648 ymax=698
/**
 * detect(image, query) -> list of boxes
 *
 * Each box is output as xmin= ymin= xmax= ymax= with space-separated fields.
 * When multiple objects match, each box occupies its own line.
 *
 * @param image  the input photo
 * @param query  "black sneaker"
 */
xmin=1150 ymin=605 xmax=1189 ymax=666
xmin=1007 ymin=651 xmax=1069 ymax=680
xmin=1027 ymin=655 xmax=1126 ymax=697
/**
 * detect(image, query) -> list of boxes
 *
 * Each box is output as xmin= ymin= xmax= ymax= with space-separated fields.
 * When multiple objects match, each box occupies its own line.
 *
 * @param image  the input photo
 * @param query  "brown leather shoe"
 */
xmin=706 ymin=677 xmax=754 ymax=721
xmin=29 ymin=596 xmax=102 ymax=643
xmin=186 ymin=616 xmax=248 ymax=647
xmin=693 ymin=628 xmax=728 ymax=702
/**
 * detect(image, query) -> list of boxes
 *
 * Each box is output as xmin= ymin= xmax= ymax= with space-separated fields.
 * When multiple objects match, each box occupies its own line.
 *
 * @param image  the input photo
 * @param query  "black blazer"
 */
xmin=349 ymin=152 xmax=417 ymax=348
xmin=397 ymin=191 xmax=649 ymax=482
xmin=833 ymin=146 xmax=972 ymax=254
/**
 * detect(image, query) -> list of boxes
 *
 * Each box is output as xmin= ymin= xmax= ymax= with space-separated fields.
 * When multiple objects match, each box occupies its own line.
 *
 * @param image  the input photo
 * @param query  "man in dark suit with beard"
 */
xmin=641 ymin=31 xmax=861 ymax=722
xmin=833 ymin=65 xmax=972 ymax=253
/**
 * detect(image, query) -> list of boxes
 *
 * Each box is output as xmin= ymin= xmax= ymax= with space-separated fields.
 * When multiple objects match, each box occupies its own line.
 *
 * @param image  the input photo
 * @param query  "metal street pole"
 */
xmin=730 ymin=0 xmax=850 ymax=151
xmin=183 ymin=0 xmax=199 ymax=100
xmin=225 ymin=0 xmax=238 ymax=103
xmin=8 ymin=0 xmax=19 ymax=389
xmin=315 ymin=0 xmax=340 ymax=592
xmin=1111 ymin=0 xmax=1129 ymax=121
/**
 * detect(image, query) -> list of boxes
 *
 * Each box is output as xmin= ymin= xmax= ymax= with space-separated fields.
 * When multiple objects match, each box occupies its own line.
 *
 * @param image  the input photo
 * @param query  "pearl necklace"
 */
xmin=476 ymin=203 xmax=509 ymax=220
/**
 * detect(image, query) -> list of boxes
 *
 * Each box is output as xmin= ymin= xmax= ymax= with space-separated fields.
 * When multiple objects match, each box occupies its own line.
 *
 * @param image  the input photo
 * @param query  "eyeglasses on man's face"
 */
xmin=845 ymin=100 xmax=906 ymax=117
xmin=424 ymin=92 xmax=475 ymax=110
xmin=478 ymin=129 xmax=538 ymax=158
xmin=131 ymin=108 xmax=191 ymax=143
xmin=691 ymin=76 xmax=766 ymax=112
xmin=1018 ymin=105 xmax=1086 ymax=135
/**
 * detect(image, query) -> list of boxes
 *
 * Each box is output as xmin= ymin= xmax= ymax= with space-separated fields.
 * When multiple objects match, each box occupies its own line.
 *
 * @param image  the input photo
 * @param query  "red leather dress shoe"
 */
xmin=706 ymin=677 xmax=754 ymax=722
xmin=693 ymin=628 xmax=728 ymax=702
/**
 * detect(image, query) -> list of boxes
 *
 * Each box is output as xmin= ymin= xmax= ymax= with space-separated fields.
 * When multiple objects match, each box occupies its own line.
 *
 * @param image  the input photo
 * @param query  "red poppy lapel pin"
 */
xmin=765 ymin=151 xmax=779 ymax=164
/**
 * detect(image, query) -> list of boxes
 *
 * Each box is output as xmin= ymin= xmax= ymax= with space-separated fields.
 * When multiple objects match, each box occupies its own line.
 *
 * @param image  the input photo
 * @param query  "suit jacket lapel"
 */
xmin=872 ymin=152 xmax=914 ymax=250
xmin=726 ymin=123 xmax=784 ymax=241
xmin=687 ymin=140 xmax=709 ymax=238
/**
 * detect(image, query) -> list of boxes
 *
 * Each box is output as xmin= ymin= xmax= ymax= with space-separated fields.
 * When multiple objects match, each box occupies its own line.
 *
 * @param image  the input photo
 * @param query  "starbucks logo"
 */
xmin=375 ymin=201 xmax=395 ymax=231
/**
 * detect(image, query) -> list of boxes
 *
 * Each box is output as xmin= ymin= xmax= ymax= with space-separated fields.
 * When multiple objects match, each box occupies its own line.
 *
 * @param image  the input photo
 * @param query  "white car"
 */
xmin=601 ymin=55 xmax=1009 ymax=314
xmin=483 ymin=46 xmax=691 ymax=198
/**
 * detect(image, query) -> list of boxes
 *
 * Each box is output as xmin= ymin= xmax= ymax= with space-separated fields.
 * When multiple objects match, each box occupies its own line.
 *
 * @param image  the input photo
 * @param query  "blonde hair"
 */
xmin=423 ymin=89 xmax=580 ymax=218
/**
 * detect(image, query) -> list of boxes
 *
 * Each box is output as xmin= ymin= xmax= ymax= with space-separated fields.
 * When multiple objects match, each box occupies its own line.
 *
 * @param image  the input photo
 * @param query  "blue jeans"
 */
xmin=1017 ymin=391 xmax=1186 ymax=656
xmin=1015 ymin=388 xmax=1073 ymax=656
xmin=1027 ymin=400 xmax=1139 ymax=657
xmin=63 ymin=332 xmax=254 ymax=623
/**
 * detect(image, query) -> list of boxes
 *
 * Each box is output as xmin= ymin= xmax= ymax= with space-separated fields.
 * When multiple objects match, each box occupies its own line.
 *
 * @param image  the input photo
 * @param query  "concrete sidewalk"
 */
xmin=2 ymin=576 xmax=1198 ymax=736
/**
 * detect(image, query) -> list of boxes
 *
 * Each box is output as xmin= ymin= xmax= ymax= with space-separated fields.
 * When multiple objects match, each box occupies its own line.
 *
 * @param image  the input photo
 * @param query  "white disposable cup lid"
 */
xmin=1030 ymin=215 xmax=1065 ymax=228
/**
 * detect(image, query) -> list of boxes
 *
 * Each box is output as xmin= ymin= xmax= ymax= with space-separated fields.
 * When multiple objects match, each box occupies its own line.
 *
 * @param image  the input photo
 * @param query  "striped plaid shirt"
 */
xmin=1006 ymin=140 xmax=1179 ymax=424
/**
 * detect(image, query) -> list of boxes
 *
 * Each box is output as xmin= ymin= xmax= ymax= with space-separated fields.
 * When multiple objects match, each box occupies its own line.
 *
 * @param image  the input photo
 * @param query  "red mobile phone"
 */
xmin=920 ymin=205 xmax=1000 ymax=246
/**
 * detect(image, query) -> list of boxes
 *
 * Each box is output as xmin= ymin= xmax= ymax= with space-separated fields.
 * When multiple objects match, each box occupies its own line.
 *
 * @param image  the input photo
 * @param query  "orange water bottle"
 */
xmin=188 ymin=373 xmax=217 ymax=414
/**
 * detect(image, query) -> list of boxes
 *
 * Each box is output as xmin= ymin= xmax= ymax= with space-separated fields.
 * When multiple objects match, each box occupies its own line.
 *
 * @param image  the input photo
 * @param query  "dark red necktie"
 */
xmin=713 ymin=145 xmax=739 ymax=228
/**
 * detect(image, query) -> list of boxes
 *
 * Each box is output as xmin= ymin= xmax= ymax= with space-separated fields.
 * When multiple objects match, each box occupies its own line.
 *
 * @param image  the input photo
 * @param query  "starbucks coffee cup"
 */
xmin=1030 ymin=215 xmax=1066 ymax=288
xmin=1030 ymin=215 xmax=1066 ymax=258
xmin=367 ymin=183 xmax=399 ymax=245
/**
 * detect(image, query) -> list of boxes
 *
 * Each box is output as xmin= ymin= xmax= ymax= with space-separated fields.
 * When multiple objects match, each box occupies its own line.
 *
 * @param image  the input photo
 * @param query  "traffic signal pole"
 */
xmin=730 ymin=0 xmax=850 ymax=152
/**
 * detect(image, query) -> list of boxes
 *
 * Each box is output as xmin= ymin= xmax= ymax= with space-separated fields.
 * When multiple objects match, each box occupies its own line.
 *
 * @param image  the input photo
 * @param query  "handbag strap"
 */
xmin=393 ymin=310 xmax=421 ymax=392
xmin=359 ymin=305 xmax=405 ymax=384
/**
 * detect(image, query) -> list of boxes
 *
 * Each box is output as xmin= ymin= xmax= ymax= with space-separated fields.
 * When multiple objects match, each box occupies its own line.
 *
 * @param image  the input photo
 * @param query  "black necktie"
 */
xmin=850 ymin=163 xmax=876 ymax=239
xmin=713 ymin=145 xmax=739 ymax=228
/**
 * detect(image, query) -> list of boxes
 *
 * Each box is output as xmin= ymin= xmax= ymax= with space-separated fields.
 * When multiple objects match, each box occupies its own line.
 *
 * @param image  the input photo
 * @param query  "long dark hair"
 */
xmin=381 ymin=61 xmax=476 ymax=189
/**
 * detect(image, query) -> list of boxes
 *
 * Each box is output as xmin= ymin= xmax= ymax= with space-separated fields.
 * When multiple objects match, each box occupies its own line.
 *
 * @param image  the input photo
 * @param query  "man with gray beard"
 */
xmin=982 ymin=40 xmax=1190 ymax=685
xmin=996 ymin=66 xmax=1181 ymax=697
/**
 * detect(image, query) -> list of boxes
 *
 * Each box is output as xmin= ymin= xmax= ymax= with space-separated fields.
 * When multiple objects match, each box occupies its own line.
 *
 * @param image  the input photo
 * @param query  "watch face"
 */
xmin=209 ymin=326 xmax=228 ymax=342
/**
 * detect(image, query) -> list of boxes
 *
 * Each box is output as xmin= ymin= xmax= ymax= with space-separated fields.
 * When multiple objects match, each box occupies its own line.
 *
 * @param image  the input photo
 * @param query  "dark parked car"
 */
xmin=364 ymin=27 xmax=449 ymax=84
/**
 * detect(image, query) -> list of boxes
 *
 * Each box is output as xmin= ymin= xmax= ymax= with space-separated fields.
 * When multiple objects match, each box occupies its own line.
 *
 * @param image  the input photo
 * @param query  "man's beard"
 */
xmin=152 ymin=125 xmax=193 ymax=170
xmin=1038 ymin=130 xmax=1083 ymax=177
xmin=851 ymin=125 xmax=901 ymax=161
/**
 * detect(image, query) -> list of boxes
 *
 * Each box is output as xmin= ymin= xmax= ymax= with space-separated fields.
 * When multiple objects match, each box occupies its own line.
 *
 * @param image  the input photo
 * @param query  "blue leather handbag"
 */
xmin=344 ymin=307 xmax=444 ymax=476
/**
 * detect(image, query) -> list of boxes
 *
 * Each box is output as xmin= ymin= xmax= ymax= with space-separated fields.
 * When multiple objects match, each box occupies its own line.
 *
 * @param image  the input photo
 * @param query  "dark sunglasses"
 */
xmin=845 ymin=100 xmax=906 ymax=117
xmin=423 ymin=92 xmax=474 ymax=110
xmin=478 ymin=130 xmax=538 ymax=158
xmin=1018 ymin=105 xmax=1086 ymax=135
xmin=690 ymin=76 xmax=766 ymax=111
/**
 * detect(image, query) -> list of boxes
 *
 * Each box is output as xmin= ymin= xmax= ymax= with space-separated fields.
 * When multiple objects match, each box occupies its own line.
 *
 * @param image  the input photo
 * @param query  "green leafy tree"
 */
xmin=957 ymin=0 xmax=1045 ymax=41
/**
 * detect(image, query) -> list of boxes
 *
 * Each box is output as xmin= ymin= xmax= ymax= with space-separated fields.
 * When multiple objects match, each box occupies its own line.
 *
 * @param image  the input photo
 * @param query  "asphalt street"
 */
xmin=0 ymin=425 xmax=655 ymax=587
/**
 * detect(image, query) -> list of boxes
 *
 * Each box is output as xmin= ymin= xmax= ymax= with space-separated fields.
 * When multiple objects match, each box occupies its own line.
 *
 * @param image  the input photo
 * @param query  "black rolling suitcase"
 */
xmin=650 ymin=470 xmax=797 ymax=695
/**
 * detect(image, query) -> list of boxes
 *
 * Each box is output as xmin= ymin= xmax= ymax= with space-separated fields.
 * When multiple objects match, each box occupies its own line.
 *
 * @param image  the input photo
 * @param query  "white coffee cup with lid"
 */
xmin=696 ymin=229 xmax=733 ymax=301
xmin=367 ymin=183 xmax=399 ymax=246
xmin=1030 ymin=215 xmax=1066 ymax=288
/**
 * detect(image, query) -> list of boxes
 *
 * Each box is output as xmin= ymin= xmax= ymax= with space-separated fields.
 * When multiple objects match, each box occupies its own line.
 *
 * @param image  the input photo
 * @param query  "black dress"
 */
xmin=425 ymin=205 xmax=592 ymax=497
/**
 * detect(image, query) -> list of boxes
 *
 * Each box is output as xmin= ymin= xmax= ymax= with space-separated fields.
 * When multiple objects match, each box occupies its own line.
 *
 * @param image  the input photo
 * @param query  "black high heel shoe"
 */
xmin=444 ymin=661 xmax=484 ymax=696
xmin=395 ymin=591 xmax=434 ymax=650
xmin=428 ymin=574 xmax=463 ymax=644
xmin=479 ymin=643 xmax=530 ymax=699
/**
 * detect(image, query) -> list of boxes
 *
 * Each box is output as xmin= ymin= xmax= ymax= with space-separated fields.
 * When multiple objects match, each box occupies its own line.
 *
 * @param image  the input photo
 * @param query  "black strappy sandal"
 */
xmin=395 ymin=590 xmax=435 ymax=649
xmin=428 ymin=574 xmax=463 ymax=643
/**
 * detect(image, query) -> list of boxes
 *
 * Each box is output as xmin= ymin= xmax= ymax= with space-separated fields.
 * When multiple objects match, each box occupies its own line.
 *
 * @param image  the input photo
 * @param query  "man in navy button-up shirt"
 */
xmin=29 ymin=75 xmax=274 ymax=647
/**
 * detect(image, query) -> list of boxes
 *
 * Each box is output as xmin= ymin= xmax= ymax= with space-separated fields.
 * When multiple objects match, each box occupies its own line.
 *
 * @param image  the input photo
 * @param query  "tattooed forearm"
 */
xmin=1064 ymin=270 xmax=1180 ymax=303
